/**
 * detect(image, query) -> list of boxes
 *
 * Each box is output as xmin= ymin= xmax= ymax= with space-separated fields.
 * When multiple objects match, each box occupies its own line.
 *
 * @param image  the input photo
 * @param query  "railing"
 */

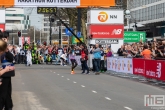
xmin=106 ymin=57 xmax=165 ymax=83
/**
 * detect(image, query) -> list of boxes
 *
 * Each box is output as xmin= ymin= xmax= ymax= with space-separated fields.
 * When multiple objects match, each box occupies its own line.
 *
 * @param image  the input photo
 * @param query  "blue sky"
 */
xmin=24 ymin=8 xmax=43 ymax=30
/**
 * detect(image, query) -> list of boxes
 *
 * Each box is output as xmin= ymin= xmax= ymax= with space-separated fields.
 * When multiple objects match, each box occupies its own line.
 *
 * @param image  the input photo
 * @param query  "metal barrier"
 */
xmin=106 ymin=57 xmax=165 ymax=87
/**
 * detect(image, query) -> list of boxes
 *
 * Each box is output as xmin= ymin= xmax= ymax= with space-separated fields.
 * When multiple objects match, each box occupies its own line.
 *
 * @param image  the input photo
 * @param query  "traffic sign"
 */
xmin=52 ymin=27 xmax=59 ymax=34
xmin=124 ymin=31 xmax=146 ymax=43
xmin=95 ymin=39 xmax=119 ymax=44
xmin=77 ymin=32 xmax=81 ymax=38
xmin=65 ymin=28 xmax=73 ymax=36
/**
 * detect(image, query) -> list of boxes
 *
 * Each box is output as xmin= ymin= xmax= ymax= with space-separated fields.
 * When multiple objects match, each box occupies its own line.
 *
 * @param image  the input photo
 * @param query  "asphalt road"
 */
xmin=12 ymin=64 xmax=165 ymax=110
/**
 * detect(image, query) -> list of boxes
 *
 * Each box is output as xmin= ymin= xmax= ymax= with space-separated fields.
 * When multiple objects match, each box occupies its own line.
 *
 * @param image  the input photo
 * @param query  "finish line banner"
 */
xmin=0 ymin=0 xmax=115 ymax=7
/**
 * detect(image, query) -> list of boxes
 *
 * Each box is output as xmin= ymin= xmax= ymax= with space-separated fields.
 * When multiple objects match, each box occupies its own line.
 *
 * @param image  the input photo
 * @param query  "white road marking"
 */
xmin=81 ymin=85 xmax=85 ymax=87
xmin=105 ymin=97 xmax=111 ymax=100
xmin=124 ymin=106 xmax=133 ymax=110
xmin=61 ymin=76 xmax=64 ymax=77
xmin=67 ymin=78 xmax=70 ymax=80
xmin=57 ymin=74 xmax=60 ymax=75
xmin=92 ymin=90 xmax=97 ymax=93
xmin=54 ymin=72 xmax=56 ymax=73
xmin=73 ymin=81 xmax=77 ymax=83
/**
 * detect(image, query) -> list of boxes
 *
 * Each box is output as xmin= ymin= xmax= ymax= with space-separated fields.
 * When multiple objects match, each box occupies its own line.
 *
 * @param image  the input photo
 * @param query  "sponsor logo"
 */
xmin=135 ymin=68 xmax=144 ymax=74
xmin=156 ymin=63 xmax=161 ymax=78
xmin=98 ymin=12 xmax=108 ymax=22
xmin=111 ymin=29 xmax=122 ymax=35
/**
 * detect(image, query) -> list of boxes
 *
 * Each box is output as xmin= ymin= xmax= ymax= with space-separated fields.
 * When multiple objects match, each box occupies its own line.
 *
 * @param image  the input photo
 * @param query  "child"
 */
xmin=26 ymin=49 xmax=32 ymax=66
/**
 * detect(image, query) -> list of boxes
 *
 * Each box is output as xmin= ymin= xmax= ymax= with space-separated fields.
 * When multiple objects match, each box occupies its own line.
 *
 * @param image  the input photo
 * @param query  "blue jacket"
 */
xmin=93 ymin=48 xmax=101 ymax=59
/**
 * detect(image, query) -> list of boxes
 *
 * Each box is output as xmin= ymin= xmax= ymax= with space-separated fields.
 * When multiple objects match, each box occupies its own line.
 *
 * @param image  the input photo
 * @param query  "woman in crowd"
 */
xmin=0 ymin=39 xmax=15 ymax=110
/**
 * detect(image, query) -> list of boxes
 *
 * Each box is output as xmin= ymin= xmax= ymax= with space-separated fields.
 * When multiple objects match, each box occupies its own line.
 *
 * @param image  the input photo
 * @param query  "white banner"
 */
xmin=88 ymin=10 xmax=124 ymax=24
xmin=15 ymin=0 xmax=80 ymax=6
xmin=107 ymin=57 xmax=133 ymax=74
xmin=52 ymin=27 xmax=59 ymax=34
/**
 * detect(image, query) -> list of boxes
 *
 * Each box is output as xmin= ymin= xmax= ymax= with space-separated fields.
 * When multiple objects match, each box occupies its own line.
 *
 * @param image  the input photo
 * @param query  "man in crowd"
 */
xmin=92 ymin=43 xmax=101 ymax=75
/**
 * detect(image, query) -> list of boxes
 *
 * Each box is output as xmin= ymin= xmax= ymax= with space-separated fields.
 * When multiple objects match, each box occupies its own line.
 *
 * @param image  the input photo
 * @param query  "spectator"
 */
xmin=141 ymin=45 xmax=152 ymax=59
xmin=106 ymin=47 xmax=113 ymax=57
xmin=117 ymin=45 xmax=124 ymax=56
xmin=92 ymin=43 xmax=101 ymax=75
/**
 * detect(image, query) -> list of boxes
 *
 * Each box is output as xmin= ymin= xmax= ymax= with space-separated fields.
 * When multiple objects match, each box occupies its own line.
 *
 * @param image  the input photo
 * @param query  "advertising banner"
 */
xmin=88 ymin=10 xmax=124 ymax=24
xmin=0 ymin=10 xmax=5 ymax=24
xmin=145 ymin=60 xmax=165 ymax=81
xmin=124 ymin=31 xmax=146 ymax=43
xmin=1 ymin=0 xmax=115 ymax=7
xmin=133 ymin=58 xmax=145 ymax=76
xmin=107 ymin=57 xmax=133 ymax=74
xmin=0 ymin=24 xmax=5 ymax=32
xmin=25 ymin=37 xmax=30 ymax=44
xmin=90 ymin=25 xmax=124 ymax=39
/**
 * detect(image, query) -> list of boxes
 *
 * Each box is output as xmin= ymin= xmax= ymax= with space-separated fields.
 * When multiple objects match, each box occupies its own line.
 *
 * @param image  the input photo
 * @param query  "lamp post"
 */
xmin=125 ymin=10 xmax=131 ymax=31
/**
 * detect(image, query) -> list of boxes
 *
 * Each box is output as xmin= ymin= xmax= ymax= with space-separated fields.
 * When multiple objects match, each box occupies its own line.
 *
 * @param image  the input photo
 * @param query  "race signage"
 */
xmin=95 ymin=39 xmax=118 ymax=44
xmin=1 ymin=0 xmax=115 ymax=7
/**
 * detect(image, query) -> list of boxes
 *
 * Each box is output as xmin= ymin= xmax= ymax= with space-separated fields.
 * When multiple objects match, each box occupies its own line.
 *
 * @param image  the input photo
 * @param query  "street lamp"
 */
xmin=49 ymin=15 xmax=54 ymax=45
xmin=125 ymin=9 xmax=131 ymax=31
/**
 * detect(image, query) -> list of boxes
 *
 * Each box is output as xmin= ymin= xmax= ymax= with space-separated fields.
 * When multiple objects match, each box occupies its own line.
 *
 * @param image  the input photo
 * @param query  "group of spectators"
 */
xmin=117 ymin=38 xmax=165 ymax=60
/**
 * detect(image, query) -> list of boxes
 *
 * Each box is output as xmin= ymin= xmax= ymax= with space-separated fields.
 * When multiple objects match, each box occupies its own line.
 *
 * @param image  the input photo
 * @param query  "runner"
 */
xmin=69 ymin=45 xmax=77 ymax=74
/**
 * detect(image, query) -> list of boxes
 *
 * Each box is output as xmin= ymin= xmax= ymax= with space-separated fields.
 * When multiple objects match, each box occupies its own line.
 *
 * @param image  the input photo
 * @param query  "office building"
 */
xmin=5 ymin=8 xmax=30 ymax=31
xmin=128 ymin=0 xmax=165 ymax=37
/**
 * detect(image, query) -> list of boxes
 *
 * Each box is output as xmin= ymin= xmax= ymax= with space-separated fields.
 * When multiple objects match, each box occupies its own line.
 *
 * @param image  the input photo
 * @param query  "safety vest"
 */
xmin=47 ymin=57 xmax=51 ymax=61
xmin=24 ymin=44 xmax=29 ymax=50
xmin=34 ymin=44 xmax=37 ymax=51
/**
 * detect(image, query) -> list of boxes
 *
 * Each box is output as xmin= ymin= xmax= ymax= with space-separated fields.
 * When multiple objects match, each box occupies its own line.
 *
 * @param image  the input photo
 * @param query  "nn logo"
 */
xmin=98 ymin=12 xmax=108 ymax=22
xmin=111 ymin=29 xmax=122 ymax=35
xmin=144 ymin=95 xmax=165 ymax=107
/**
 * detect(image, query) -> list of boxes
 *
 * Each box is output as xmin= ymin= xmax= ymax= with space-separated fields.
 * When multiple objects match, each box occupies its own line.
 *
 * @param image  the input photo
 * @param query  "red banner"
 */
xmin=145 ymin=60 xmax=165 ymax=81
xmin=0 ymin=24 xmax=5 ymax=32
xmin=133 ymin=58 xmax=145 ymax=76
xmin=89 ymin=25 xmax=124 ymax=39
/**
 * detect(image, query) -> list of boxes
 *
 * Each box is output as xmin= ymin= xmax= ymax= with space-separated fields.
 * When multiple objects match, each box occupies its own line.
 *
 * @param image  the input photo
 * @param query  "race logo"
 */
xmin=98 ymin=12 xmax=108 ymax=22
xmin=156 ymin=63 xmax=161 ymax=78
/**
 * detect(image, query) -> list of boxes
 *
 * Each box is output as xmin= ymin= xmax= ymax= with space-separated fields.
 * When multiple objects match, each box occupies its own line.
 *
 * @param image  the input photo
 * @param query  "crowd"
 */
xmin=117 ymin=38 xmax=165 ymax=60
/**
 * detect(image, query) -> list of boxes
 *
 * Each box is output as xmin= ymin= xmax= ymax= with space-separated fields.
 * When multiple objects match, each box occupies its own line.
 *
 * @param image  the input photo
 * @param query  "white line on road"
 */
xmin=81 ymin=85 xmax=85 ymax=87
xmin=67 ymin=78 xmax=70 ymax=80
xmin=92 ymin=90 xmax=97 ymax=93
xmin=54 ymin=72 xmax=56 ymax=73
xmin=105 ymin=97 xmax=111 ymax=100
xmin=61 ymin=76 xmax=64 ymax=77
xmin=73 ymin=81 xmax=77 ymax=83
xmin=57 ymin=74 xmax=60 ymax=75
xmin=124 ymin=106 xmax=133 ymax=110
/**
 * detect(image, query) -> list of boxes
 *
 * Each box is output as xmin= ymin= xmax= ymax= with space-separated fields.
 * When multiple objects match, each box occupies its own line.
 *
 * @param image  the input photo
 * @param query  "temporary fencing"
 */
xmin=106 ymin=57 xmax=165 ymax=84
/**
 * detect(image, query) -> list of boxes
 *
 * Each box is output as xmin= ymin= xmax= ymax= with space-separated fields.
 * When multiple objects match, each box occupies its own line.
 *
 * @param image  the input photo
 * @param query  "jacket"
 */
xmin=93 ymin=48 xmax=101 ymax=59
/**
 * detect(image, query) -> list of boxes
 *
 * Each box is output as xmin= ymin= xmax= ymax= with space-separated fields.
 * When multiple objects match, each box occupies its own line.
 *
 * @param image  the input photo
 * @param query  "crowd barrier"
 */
xmin=107 ymin=57 xmax=165 ymax=82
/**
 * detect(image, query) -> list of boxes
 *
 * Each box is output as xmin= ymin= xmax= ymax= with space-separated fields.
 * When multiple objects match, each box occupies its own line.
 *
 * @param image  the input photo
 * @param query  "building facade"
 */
xmin=5 ymin=8 xmax=30 ymax=31
xmin=128 ymin=0 xmax=165 ymax=37
xmin=42 ymin=14 xmax=69 ymax=44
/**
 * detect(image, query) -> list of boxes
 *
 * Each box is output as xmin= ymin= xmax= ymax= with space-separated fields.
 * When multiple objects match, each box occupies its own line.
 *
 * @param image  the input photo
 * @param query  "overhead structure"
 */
xmin=0 ymin=0 xmax=115 ymax=7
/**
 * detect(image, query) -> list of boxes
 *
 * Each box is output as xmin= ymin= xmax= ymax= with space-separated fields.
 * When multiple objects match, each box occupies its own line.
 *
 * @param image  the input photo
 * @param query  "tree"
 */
xmin=27 ymin=27 xmax=40 ymax=42
xmin=58 ymin=8 xmax=87 ymax=43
